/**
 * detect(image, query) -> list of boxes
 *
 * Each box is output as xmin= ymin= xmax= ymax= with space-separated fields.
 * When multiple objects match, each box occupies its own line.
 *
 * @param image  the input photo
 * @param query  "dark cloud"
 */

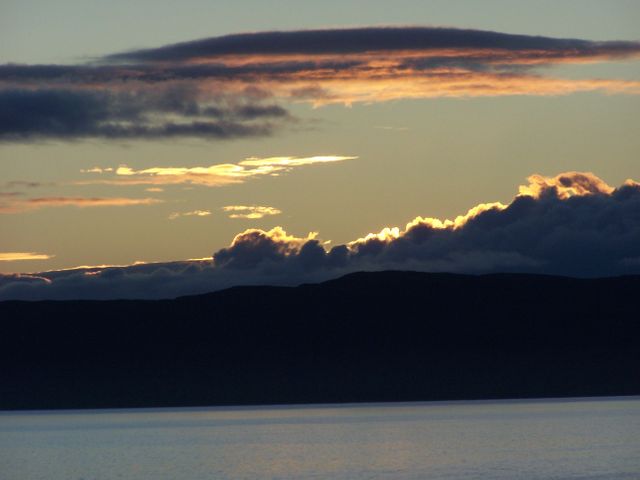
xmin=210 ymin=173 xmax=640 ymax=278
xmin=0 ymin=88 xmax=290 ymax=141
xmin=233 ymin=104 xmax=289 ymax=119
xmin=105 ymin=27 xmax=640 ymax=62
xmin=0 ymin=61 xmax=364 ymax=85
xmin=2 ymin=172 xmax=639 ymax=301
xmin=345 ymin=186 xmax=640 ymax=277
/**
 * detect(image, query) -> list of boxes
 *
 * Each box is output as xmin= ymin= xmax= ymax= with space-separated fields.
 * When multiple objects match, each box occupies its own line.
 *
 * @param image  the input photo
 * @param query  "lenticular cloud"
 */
xmin=1 ymin=172 xmax=639 ymax=300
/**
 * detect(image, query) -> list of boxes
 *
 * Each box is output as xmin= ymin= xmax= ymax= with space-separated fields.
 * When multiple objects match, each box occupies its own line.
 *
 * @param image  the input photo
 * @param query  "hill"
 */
xmin=1 ymin=271 xmax=639 ymax=410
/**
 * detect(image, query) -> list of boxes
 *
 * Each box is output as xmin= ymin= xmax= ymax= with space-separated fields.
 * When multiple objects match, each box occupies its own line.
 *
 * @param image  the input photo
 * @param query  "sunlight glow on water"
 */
xmin=1 ymin=397 xmax=639 ymax=480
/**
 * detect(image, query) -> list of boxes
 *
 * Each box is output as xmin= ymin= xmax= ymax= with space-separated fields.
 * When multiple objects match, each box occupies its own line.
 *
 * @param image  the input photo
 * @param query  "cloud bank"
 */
xmin=2 ymin=171 xmax=639 ymax=300
xmin=2 ymin=27 xmax=640 ymax=141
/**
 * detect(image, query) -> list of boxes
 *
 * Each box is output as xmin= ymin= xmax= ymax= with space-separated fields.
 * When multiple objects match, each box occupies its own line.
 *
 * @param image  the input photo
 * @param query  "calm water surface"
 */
xmin=1 ymin=397 xmax=639 ymax=480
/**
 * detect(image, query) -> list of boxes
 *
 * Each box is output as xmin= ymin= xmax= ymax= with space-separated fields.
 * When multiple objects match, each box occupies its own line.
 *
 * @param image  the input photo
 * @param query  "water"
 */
xmin=1 ymin=397 xmax=639 ymax=480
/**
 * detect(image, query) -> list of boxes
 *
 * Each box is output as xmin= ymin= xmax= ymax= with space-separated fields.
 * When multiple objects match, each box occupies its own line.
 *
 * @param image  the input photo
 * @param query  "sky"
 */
xmin=1 ymin=0 xmax=640 ymax=299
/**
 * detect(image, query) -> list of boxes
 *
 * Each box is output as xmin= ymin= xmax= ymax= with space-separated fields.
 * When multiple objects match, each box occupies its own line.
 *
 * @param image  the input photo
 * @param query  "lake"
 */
xmin=1 ymin=397 xmax=639 ymax=479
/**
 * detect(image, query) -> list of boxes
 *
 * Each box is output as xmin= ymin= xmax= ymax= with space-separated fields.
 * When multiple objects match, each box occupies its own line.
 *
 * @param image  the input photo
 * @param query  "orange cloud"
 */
xmin=238 ymin=155 xmax=356 ymax=167
xmin=168 ymin=210 xmax=212 ymax=220
xmin=222 ymin=205 xmax=282 ymax=219
xmin=0 ymin=252 xmax=54 ymax=262
xmin=518 ymin=172 xmax=615 ymax=199
xmin=79 ymin=155 xmax=357 ymax=187
xmin=278 ymin=75 xmax=640 ymax=106
xmin=0 ymin=196 xmax=162 ymax=214
xmin=171 ymin=41 xmax=640 ymax=105
xmin=80 ymin=167 xmax=114 ymax=173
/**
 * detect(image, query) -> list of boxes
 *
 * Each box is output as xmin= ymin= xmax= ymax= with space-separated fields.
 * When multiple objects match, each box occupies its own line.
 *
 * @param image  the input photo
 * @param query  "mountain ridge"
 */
xmin=1 ymin=270 xmax=638 ymax=410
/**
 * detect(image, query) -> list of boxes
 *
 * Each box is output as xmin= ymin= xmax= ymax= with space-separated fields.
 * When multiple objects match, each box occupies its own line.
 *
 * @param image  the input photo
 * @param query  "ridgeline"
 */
xmin=1 ymin=271 xmax=639 ymax=410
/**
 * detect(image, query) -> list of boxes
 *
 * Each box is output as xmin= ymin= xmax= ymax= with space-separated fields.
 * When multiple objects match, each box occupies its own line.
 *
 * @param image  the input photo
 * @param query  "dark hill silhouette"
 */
xmin=1 ymin=271 xmax=639 ymax=410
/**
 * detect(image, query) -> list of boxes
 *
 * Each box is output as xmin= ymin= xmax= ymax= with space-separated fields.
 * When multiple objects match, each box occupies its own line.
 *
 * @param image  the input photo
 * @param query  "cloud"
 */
xmin=518 ymin=171 xmax=615 ymax=199
xmin=336 ymin=172 xmax=640 ymax=277
xmin=238 ymin=155 xmax=356 ymax=167
xmin=0 ymin=196 xmax=162 ymax=213
xmin=2 ymin=171 xmax=640 ymax=300
xmin=79 ymin=155 xmax=357 ymax=187
xmin=80 ymin=167 xmax=114 ymax=173
xmin=0 ymin=252 xmax=53 ymax=262
xmin=213 ymin=227 xmax=318 ymax=269
xmin=168 ymin=210 xmax=211 ymax=220
xmin=0 ymin=88 xmax=287 ymax=141
xmin=2 ymin=27 xmax=640 ymax=141
xmin=222 ymin=205 xmax=282 ymax=219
